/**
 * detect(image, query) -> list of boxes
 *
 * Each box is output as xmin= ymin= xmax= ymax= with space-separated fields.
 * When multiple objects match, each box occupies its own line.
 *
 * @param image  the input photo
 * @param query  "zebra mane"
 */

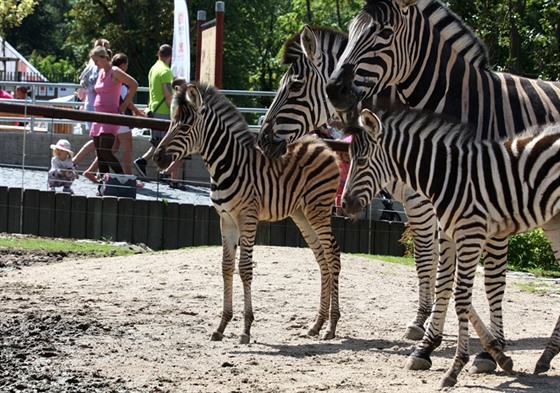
xmin=176 ymin=83 xmax=256 ymax=148
xmin=364 ymin=0 xmax=490 ymax=69
xmin=282 ymin=26 xmax=348 ymax=65
xmin=346 ymin=106 xmax=477 ymax=145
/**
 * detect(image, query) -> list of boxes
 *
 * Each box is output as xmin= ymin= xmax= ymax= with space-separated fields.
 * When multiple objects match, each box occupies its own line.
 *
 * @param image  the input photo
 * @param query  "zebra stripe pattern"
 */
xmin=153 ymin=83 xmax=341 ymax=343
xmin=258 ymin=26 xmax=443 ymax=341
xmin=257 ymin=26 xmax=507 ymax=363
xmin=326 ymin=0 xmax=560 ymax=372
xmin=343 ymin=107 xmax=560 ymax=387
xmin=327 ymin=0 xmax=560 ymax=137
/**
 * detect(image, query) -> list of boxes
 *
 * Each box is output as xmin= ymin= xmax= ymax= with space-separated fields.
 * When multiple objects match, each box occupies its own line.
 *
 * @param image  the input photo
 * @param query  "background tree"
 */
xmin=0 ymin=0 xmax=37 ymax=76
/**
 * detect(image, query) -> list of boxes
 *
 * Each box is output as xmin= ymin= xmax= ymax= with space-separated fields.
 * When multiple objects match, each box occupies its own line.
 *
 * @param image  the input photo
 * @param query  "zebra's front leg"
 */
xmin=470 ymin=236 xmax=508 ymax=374
xmin=403 ymin=196 xmax=439 ymax=340
xmin=237 ymin=233 xmax=257 ymax=344
xmin=405 ymin=233 xmax=455 ymax=370
xmin=322 ymin=233 xmax=341 ymax=340
xmin=440 ymin=238 xmax=486 ymax=388
xmin=211 ymin=235 xmax=237 ymax=341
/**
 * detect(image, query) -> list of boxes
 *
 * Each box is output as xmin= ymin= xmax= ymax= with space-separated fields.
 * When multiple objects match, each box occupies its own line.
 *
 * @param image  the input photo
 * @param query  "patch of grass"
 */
xmin=515 ymin=280 xmax=560 ymax=295
xmin=0 ymin=235 xmax=137 ymax=257
xmin=354 ymin=253 xmax=414 ymax=267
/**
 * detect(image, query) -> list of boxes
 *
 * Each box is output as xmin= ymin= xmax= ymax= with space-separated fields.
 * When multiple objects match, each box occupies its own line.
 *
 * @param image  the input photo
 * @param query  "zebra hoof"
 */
xmin=498 ymin=355 xmax=514 ymax=373
xmin=404 ymin=355 xmax=432 ymax=370
xmin=469 ymin=351 xmax=497 ymax=374
xmin=534 ymin=361 xmax=551 ymax=375
xmin=322 ymin=330 xmax=335 ymax=340
xmin=439 ymin=375 xmax=458 ymax=388
xmin=307 ymin=328 xmax=320 ymax=337
xmin=404 ymin=323 xmax=425 ymax=341
xmin=210 ymin=331 xmax=223 ymax=341
xmin=239 ymin=334 xmax=250 ymax=344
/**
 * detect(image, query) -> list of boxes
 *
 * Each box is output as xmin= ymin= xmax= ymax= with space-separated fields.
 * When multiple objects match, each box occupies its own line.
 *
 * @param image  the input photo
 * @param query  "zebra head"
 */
xmin=326 ymin=0 xmax=418 ymax=122
xmin=342 ymin=109 xmax=390 ymax=218
xmin=257 ymin=26 xmax=347 ymax=158
xmin=154 ymin=84 xmax=205 ymax=170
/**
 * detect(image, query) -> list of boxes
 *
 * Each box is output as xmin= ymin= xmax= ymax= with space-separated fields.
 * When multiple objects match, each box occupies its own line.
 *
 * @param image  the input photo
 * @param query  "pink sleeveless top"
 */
xmin=90 ymin=66 xmax=122 ymax=136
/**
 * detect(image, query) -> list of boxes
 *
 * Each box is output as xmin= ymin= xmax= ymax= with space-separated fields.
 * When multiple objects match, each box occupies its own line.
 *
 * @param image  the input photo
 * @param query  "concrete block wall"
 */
xmin=0 ymin=185 xmax=406 ymax=255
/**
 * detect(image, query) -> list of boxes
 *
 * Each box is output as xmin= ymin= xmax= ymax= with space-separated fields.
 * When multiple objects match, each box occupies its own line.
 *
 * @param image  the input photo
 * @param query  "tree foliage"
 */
xmin=4 ymin=0 xmax=560 ymax=88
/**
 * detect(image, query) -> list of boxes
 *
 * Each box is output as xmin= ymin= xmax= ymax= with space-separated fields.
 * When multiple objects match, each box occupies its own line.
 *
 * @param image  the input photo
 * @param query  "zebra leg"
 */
xmin=237 ymin=229 xmax=258 ymax=344
xmin=441 ymin=238 xmax=489 ymax=388
xmin=536 ymin=218 xmax=560 ymax=373
xmin=405 ymin=232 xmax=455 ymax=370
xmin=468 ymin=305 xmax=513 ymax=373
xmin=211 ymin=218 xmax=239 ymax=341
xmin=535 ymin=316 xmax=560 ymax=374
xmin=291 ymin=208 xmax=340 ymax=339
xmin=404 ymin=200 xmax=438 ymax=340
xmin=470 ymin=236 xmax=508 ymax=374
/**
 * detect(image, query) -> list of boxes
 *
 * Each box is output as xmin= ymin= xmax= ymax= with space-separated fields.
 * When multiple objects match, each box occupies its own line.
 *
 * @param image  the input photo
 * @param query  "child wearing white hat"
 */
xmin=48 ymin=139 xmax=79 ymax=194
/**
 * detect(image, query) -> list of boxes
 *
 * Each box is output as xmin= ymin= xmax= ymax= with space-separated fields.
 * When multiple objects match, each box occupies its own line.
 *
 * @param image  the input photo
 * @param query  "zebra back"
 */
xmin=346 ymin=108 xmax=560 ymax=237
xmin=162 ymin=83 xmax=340 ymax=221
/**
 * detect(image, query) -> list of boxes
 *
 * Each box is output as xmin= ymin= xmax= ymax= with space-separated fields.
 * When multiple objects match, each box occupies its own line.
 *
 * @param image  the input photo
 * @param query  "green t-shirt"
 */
xmin=148 ymin=59 xmax=173 ymax=115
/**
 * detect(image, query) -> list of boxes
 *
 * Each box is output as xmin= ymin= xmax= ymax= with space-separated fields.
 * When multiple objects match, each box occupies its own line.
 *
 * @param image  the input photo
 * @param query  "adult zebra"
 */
xmin=326 ymin=0 xmax=560 ymax=136
xmin=342 ymin=107 xmax=560 ymax=387
xmin=153 ymin=82 xmax=341 ymax=343
xmin=257 ymin=25 xmax=507 ymax=373
xmin=324 ymin=0 xmax=560 ymax=370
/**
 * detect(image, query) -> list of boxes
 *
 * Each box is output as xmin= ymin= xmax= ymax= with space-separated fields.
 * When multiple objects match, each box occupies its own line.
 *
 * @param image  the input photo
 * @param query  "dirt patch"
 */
xmin=1 ymin=246 xmax=559 ymax=392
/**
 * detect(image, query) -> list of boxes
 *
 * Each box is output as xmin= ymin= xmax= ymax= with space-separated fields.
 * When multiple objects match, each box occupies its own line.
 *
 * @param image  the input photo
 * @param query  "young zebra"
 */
xmin=343 ymin=107 xmax=560 ymax=387
xmin=153 ymin=83 xmax=341 ymax=343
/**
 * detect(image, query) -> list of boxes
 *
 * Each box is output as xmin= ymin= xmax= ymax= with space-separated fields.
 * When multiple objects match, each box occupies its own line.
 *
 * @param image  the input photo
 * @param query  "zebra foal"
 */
xmin=153 ymin=83 xmax=341 ymax=343
xmin=342 ymin=107 xmax=560 ymax=387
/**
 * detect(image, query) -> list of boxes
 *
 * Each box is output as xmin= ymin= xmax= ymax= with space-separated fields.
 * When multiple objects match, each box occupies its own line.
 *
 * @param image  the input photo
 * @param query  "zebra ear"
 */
xmin=301 ymin=25 xmax=319 ymax=62
xmin=359 ymin=109 xmax=382 ymax=139
xmin=185 ymin=84 xmax=203 ymax=111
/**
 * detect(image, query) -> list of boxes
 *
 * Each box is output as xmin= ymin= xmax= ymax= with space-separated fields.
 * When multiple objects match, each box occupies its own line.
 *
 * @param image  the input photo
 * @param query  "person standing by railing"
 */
xmin=89 ymin=45 xmax=138 ymax=175
xmin=133 ymin=44 xmax=178 ymax=182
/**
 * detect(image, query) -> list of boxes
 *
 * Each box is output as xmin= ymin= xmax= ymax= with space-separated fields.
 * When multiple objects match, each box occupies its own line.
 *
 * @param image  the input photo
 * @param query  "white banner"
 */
xmin=172 ymin=0 xmax=190 ymax=80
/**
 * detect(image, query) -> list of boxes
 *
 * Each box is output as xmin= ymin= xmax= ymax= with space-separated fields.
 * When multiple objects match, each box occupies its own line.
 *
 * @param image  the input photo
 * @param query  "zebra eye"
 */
xmin=290 ymin=76 xmax=304 ymax=90
xmin=378 ymin=27 xmax=392 ymax=40
xmin=355 ymin=157 xmax=368 ymax=167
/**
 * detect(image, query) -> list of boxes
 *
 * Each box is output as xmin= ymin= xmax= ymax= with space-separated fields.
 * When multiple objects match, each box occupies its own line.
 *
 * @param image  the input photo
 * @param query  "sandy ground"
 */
xmin=1 ymin=245 xmax=559 ymax=392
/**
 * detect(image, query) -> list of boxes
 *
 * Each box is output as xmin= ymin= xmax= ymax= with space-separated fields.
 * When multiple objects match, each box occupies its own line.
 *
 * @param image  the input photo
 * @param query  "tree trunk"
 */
xmin=508 ymin=0 xmax=525 ymax=75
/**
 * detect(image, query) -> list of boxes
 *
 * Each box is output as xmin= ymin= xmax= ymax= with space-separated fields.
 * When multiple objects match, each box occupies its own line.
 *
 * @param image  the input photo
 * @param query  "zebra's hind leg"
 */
xmin=536 ymin=217 xmax=560 ymax=373
xmin=211 ymin=217 xmax=239 ymax=342
xmin=291 ymin=208 xmax=340 ymax=340
xmin=534 ymin=316 xmax=560 ymax=374
xmin=470 ymin=236 xmax=508 ymax=374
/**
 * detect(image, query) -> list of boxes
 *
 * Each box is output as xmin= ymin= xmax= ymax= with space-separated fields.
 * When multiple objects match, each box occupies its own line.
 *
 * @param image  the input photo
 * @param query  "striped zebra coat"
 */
xmin=257 ymin=25 xmax=507 ymax=371
xmin=343 ymin=107 xmax=560 ymax=387
xmin=325 ymin=0 xmax=560 ymax=373
xmin=258 ymin=25 xmax=444 ymax=342
xmin=153 ymin=83 xmax=341 ymax=343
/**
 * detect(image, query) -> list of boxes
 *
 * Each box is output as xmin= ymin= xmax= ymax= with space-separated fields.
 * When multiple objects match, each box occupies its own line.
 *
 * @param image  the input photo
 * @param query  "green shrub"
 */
xmin=507 ymin=228 xmax=559 ymax=271
xmin=399 ymin=226 xmax=559 ymax=272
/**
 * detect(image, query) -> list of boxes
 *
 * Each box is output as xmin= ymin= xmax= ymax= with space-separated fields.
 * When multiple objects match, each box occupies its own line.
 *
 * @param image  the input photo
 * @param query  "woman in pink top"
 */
xmin=89 ymin=46 xmax=139 ymax=175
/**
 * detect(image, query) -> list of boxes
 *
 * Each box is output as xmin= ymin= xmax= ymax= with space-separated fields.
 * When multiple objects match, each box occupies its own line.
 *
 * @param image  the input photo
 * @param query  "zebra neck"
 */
xmin=201 ymin=129 xmax=253 ymax=187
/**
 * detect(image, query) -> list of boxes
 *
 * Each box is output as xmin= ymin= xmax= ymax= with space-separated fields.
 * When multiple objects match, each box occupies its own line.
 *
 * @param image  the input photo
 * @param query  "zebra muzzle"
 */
xmin=153 ymin=147 xmax=174 ymax=171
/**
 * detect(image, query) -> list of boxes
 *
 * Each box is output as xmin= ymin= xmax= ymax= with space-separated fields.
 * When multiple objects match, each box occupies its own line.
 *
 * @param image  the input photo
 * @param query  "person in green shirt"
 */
xmin=134 ymin=44 xmax=175 ymax=180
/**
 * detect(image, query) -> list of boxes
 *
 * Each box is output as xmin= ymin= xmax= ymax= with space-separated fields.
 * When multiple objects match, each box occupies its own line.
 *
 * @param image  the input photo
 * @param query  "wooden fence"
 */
xmin=0 ymin=186 xmax=406 ymax=256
